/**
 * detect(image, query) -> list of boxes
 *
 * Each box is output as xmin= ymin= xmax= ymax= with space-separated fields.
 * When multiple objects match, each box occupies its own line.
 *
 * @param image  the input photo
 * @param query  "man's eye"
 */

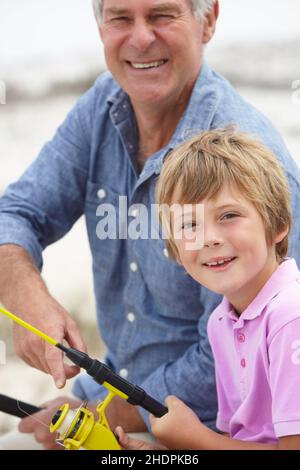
xmin=152 ymin=14 xmax=175 ymax=21
xmin=110 ymin=16 xmax=129 ymax=23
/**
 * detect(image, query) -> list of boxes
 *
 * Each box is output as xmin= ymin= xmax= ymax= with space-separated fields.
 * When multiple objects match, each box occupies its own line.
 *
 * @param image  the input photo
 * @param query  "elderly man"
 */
xmin=0 ymin=0 xmax=300 ymax=450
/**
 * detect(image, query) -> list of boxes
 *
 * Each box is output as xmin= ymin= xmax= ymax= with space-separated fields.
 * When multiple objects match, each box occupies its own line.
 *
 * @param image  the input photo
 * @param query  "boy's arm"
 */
xmin=132 ymin=397 xmax=300 ymax=450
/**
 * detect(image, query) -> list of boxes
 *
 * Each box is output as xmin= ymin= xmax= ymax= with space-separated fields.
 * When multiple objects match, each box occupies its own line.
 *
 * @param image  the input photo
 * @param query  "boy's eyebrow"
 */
xmin=214 ymin=203 xmax=243 ymax=211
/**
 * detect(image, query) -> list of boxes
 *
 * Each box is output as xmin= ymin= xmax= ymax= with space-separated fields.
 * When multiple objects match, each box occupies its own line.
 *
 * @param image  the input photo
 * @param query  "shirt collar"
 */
xmin=105 ymin=62 xmax=218 ymax=174
xmin=218 ymin=258 xmax=300 ymax=323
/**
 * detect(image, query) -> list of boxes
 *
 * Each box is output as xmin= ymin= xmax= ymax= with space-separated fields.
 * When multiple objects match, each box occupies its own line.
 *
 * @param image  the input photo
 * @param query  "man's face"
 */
xmin=100 ymin=0 xmax=214 ymax=106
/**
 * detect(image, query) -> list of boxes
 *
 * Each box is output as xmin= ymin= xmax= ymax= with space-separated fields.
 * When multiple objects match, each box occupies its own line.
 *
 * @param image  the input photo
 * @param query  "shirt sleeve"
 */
xmin=0 ymin=84 xmax=95 ymax=268
xmin=138 ymin=289 xmax=221 ymax=430
xmin=269 ymin=317 xmax=300 ymax=438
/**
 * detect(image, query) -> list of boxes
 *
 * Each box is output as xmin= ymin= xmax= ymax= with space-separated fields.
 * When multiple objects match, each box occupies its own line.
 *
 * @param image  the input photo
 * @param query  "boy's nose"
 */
xmin=204 ymin=239 xmax=222 ymax=248
xmin=203 ymin=228 xmax=223 ymax=248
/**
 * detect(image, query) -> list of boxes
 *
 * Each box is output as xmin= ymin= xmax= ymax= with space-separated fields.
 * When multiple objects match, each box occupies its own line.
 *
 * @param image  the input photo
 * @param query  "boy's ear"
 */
xmin=274 ymin=225 xmax=289 ymax=244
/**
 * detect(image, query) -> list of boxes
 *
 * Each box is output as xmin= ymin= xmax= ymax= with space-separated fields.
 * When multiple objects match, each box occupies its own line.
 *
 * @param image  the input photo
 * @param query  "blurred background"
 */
xmin=0 ymin=0 xmax=300 ymax=434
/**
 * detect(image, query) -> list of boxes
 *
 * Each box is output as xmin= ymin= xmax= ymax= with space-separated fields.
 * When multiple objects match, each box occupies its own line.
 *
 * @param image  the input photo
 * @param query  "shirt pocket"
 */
xmin=84 ymin=180 xmax=123 ymax=273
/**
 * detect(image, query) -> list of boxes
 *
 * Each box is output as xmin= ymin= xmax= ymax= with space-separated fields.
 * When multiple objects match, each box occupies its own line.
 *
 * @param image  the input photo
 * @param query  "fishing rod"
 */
xmin=0 ymin=305 xmax=168 ymax=450
xmin=0 ymin=394 xmax=41 ymax=418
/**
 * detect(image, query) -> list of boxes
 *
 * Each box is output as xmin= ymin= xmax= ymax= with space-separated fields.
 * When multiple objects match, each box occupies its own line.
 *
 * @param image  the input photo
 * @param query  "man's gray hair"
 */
xmin=92 ymin=0 xmax=215 ymax=25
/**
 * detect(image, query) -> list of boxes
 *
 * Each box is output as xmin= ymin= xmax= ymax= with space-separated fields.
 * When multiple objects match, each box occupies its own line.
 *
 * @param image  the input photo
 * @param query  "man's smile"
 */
xmin=126 ymin=59 xmax=168 ymax=70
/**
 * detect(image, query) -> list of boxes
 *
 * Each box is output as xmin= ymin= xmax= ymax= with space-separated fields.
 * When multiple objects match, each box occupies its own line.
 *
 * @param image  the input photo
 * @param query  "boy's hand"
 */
xmin=150 ymin=396 xmax=203 ymax=450
xmin=115 ymin=426 xmax=167 ymax=451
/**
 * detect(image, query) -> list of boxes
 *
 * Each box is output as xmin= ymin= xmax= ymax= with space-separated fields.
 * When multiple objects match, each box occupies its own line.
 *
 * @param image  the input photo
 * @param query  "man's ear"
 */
xmin=202 ymin=0 xmax=219 ymax=44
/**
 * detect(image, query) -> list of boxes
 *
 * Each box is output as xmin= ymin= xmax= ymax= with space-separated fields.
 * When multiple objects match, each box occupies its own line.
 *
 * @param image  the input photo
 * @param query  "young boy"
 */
xmin=116 ymin=127 xmax=300 ymax=450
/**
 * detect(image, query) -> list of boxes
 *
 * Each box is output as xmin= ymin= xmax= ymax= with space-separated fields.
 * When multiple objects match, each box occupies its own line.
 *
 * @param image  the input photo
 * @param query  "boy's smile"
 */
xmin=202 ymin=256 xmax=238 ymax=272
xmin=173 ymin=183 xmax=286 ymax=314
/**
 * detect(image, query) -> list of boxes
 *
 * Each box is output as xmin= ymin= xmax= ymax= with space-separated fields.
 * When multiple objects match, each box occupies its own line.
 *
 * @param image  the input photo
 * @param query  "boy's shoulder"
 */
xmin=266 ymin=277 xmax=300 ymax=340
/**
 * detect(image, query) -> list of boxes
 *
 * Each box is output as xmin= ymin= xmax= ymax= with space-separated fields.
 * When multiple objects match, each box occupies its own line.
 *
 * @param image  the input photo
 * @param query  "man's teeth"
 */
xmin=206 ymin=257 xmax=234 ymax=266
xmin=131 ymin=60 xmax=166 ymax=69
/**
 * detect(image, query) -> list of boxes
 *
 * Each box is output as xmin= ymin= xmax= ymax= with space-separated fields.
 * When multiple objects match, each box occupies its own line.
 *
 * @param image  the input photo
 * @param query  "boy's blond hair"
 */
xmin=156 ymin=127 xmax=291 ymax=262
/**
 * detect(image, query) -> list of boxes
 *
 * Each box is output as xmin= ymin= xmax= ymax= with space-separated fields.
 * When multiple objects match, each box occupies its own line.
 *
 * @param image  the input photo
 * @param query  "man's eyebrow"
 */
xmin=104 ymin=3 xmax=182 ymax=17
xmin=104 ymin=7 xmax=130 ymax=17
xmin=149 ymin=3 xmax=182 ymax=14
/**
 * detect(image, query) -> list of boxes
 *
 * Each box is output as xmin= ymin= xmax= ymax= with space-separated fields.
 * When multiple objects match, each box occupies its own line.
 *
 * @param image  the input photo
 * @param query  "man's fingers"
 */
xmin=18 ymin=411 xmax=48 ymax=433
xmin=45 ymin=343 xmax=66 ymax=388
xmin=64 ymin=364 xmax=80 ymax=379
xmin=66 ymin=319 xmax=87 ymax=352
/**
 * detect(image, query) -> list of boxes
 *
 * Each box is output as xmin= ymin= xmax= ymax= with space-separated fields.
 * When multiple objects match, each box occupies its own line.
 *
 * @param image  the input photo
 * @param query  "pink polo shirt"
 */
xmin=207 ymin=258 xmax=300 ymax=443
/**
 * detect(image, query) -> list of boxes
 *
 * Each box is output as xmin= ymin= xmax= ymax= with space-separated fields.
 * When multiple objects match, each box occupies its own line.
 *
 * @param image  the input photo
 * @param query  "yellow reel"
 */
xmin=50 ymin=389 xmax=124 ymax=450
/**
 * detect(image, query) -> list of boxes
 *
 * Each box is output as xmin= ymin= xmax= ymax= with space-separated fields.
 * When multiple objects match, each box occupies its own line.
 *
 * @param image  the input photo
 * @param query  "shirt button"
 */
xmin=130 ymin=262 xmax=138 ymax=272
xmin=238 ymin=333 xmax=245 ymax=343
xmin=119 ymin=368 xmax=128 ymax=378
xmin=240 ymin=358 xmax=246 ymax=368
xmin=97 ymin=189 xmax=106 ymax=200
xmin=163 ymin=248 xmax=169 ymax=258
xmin=127 ymin=312 xmax=136 ymax=323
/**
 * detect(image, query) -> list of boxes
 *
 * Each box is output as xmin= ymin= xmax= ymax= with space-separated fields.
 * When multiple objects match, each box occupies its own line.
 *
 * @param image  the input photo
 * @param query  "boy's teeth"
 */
xmin=207 ymin=257 xmax=233 ymax=266
xmin=131 ymin=60 xmax=165 ymax=69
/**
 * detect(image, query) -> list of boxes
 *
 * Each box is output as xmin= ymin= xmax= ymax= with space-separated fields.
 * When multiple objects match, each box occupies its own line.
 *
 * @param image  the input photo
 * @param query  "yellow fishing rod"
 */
xmin=0 ymin=305 xmax=168 ymax=450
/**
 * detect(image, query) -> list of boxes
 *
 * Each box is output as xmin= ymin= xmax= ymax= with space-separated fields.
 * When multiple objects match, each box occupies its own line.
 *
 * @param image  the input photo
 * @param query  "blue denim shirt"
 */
xmin=1 ymin=63 xmax=300 ymax=429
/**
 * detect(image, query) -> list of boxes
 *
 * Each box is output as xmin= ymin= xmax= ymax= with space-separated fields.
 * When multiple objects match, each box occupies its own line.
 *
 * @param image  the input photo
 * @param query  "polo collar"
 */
xmin=219 ymin=258 xmax=300 ymax=324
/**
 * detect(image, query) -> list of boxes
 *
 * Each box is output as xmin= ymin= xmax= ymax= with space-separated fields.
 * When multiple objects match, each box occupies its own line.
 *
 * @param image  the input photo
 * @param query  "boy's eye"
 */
xmin=221 ymin=213 xmax=239 ymax=221
xmin=182 ymin=222 xmax=198 ymax=231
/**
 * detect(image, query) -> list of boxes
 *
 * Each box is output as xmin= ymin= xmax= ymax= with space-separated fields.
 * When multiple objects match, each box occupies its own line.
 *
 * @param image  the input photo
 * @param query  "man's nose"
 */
xmin=128 ymin=19 xmax=156 ymax=52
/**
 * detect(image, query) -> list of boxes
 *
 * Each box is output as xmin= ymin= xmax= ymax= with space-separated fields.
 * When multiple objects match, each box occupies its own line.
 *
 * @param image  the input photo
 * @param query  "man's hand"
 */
xmin=13 ymin=297 xmax=86 ymax=388
xmin=0 ymin=244 xmax=86 ymax=388
xmin=105 ymin=395 xmax=147 ymax=433
xmin=18 ymin=396 xmax=82 ymax=450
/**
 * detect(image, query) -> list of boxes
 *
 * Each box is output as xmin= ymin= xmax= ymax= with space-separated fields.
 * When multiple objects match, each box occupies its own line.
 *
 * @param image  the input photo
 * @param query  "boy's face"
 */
xmin=172 ymin=183 xmax=284 ymax=313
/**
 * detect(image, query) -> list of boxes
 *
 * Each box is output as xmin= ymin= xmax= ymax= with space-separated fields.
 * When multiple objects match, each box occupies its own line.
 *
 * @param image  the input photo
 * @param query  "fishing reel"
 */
xmin=50 ymin=385 xmax=124 ymax=450
xmin=0 ymin=305 xmax=168 ymax=451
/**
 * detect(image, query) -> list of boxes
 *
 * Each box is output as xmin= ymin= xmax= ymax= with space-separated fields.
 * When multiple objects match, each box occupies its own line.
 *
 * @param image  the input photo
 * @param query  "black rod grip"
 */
xmin=0 ymin=394 xmax=41 ymax=418
xmin=61 ymin=347 xmax=169 ymax=417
